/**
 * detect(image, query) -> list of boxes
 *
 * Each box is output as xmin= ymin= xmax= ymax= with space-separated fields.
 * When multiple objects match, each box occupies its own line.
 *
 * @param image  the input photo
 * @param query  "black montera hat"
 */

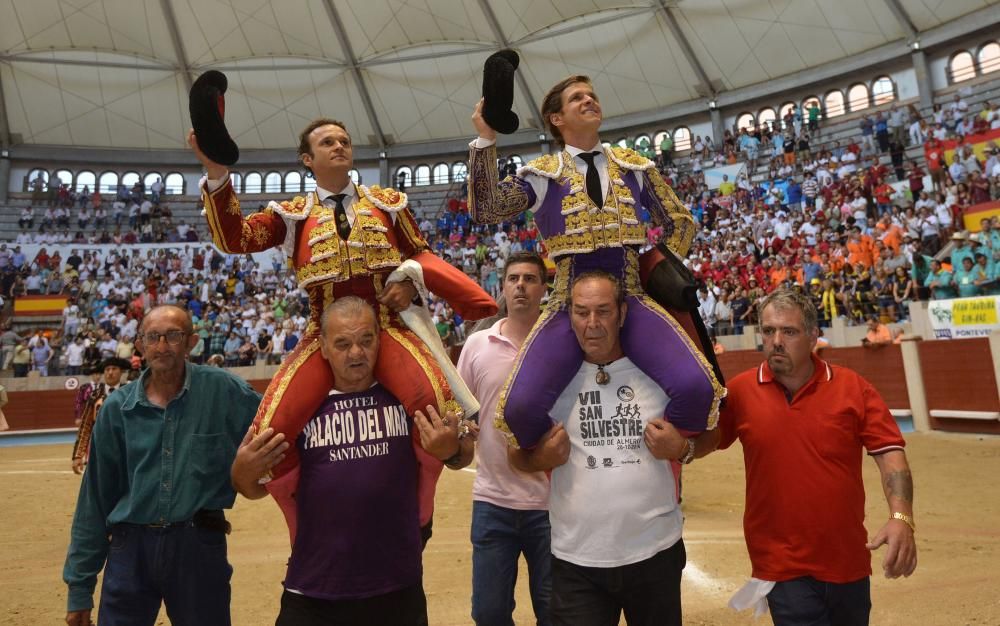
xmin=189 ymin=70 xmax=240 ymax=166
xmin=100 ymin=357 xmax=132 ymax=372
xmin=482 ymin=49 xmax=520 ymax=135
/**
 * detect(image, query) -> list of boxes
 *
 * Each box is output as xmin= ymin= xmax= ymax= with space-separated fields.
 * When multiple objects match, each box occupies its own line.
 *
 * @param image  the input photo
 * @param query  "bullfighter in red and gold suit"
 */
xmin=188 ymin=119 xmax=497 ymax=541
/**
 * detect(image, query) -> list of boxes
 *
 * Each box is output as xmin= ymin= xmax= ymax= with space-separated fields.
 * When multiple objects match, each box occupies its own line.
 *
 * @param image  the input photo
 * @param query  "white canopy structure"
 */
xmin=1 ymin=0 xmax=998 ymax=152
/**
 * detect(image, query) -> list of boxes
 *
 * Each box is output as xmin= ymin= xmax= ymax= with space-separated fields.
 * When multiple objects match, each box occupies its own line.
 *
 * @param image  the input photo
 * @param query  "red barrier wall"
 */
xmin=3 ymin=379 xmax=274 ymax=431
xmin=918 ymin=338 xmax=1000 ymax=434
xmin=3 ymin=341 xmax=996 ymax=434
xmin=822 ymin=346 xmax=909 ymax=410
xmin=4 ymin=390 xmax=79 ymax=430
xmin=717 ymin=346 xmax=910 ymax=411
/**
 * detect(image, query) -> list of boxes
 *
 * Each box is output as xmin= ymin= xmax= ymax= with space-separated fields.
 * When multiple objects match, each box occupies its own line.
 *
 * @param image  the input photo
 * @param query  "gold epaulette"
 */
xmin=361 ymin=185 xmax=408 ymax=213
xmin=608 ymin=146 xmax=654 ymax=171
xmin=272 ymin=196 xmax=310 ymax=220
xmin=518 ymin=152 xmax=564 ymax=179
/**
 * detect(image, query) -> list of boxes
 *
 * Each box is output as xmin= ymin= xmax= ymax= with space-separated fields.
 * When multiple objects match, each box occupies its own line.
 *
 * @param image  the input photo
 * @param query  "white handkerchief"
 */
xmin=729 ymin=577 xmax=776 ymax=618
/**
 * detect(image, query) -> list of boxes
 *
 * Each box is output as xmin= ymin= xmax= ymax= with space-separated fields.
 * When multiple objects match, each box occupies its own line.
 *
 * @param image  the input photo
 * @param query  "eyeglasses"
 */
xmin=139 ymin=330 xmax=189 ymax=345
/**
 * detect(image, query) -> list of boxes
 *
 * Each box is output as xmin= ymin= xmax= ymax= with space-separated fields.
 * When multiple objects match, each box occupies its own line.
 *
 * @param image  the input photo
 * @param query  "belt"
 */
xmin=133 ymin=510 xmax=231 ymax=534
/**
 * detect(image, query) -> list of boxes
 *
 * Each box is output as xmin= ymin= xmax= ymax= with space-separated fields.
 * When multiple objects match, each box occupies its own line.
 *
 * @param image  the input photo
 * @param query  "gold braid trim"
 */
xmin=494 ymin=304 xmax=563 ymax=449
xmin=545 ymin=153 xmax=646 ymax=258
xmin=373 ymin=275 xmax=447 ymax=412
xmin=383 ymin=326 xmax=445 ymax=412
xmin=272 ymin=195 xmax=310 ymax=220
xmin=71 ymin=387 xmax=106 ymax=463
xmin=203 ymin=182 xmax=234 ymax=253
xmin=633 ymin=293 xmax=726 ymax=430
xmin=622 ymin=248 xmax=644 ymax=294
xmin=646 ymin=169 xmax=696 ymax=258
xmin=395 ymin=207 xmax=430 ymax=253
xmin=257 ymin=333 xmax=322 ymax=433
xmin=518 ymin=152 xmax=564 ymax=179
xmin=468 ymin=142 xmax=530 ymax=224
xmin=360 ymin=185 xmax=408 ymax=213
xmin=608 ymin=146 xmax=655 ymax=171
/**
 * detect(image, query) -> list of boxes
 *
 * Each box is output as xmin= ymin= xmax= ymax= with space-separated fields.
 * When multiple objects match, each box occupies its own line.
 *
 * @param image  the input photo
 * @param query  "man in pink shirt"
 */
xmin=458 ymin=252 xmax=552 ymax=626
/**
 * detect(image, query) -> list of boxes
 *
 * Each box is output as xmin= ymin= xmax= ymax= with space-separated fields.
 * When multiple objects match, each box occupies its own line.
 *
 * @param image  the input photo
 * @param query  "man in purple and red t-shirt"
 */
xmin=232 ymin=296 xmax=475 ymax=625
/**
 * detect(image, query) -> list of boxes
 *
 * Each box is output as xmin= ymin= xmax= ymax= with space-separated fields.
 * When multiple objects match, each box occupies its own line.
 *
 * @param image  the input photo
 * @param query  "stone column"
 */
xmin=911 ymin=49 xmax=934 ymax=111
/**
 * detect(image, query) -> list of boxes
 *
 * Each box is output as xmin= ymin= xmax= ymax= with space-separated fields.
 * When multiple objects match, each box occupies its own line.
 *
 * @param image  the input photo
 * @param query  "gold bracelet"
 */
xmin=891 ymin=511 xmax=915 ymax=533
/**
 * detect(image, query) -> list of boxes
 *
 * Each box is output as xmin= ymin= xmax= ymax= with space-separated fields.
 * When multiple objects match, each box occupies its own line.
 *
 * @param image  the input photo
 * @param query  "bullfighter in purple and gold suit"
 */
xmin=469 ymin=75 xmax=724 ymax=450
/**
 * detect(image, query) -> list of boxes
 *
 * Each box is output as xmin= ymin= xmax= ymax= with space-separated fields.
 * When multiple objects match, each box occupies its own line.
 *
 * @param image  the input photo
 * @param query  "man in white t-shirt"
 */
xmin=510 ymin=271 xmax=695 ymax=626
xmin=458 ymin=252 xmax=552 ymax=626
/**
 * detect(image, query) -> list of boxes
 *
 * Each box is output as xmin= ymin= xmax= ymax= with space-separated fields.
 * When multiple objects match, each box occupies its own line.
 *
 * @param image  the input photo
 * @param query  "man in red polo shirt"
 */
xmin=653 ymin=288 xmax=917 ymax=625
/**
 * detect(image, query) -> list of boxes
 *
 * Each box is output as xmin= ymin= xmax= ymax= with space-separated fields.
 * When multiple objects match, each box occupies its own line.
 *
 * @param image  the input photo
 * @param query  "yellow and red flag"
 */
xmin=13 ymin=295 xmax=68 ymax=317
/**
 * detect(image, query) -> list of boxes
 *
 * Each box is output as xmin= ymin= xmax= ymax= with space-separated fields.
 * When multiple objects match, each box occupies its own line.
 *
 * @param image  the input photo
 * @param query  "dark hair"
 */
xmin=541 ymin=75 xmax=592 ymax=148
xmin=503 ymin=252 xmax=547 ymax=282
xmin=297 ymin=118 xmax=350 ymax=175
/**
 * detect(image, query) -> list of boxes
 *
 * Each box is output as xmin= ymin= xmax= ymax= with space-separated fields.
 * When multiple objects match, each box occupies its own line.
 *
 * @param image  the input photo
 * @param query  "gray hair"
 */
xmin=320 ymin=296 xmax=377 ymax=335
xmin=758 ymin=288 xmax=818 ymax=333
xmin=569 ymin=270 xmax=624 ymax=306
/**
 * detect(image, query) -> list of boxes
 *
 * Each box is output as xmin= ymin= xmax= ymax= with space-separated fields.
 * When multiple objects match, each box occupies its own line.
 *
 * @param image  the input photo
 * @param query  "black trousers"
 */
xmin=550 ymin=540 xmax=685 ymax=626
xmin=767 ymin=576 xmax=871 ymax=626
xmin=275 ymin=583 xmax=427 ymax=626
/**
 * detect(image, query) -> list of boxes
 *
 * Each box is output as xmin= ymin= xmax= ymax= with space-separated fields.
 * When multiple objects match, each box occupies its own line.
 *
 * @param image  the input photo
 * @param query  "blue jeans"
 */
xmin=471 ymin=500 xmax=552 ymax=626
xmin=98 ymin=523 xmax=233 ymax=626
xmin=767 ymin=576 xmax=871 ymax=626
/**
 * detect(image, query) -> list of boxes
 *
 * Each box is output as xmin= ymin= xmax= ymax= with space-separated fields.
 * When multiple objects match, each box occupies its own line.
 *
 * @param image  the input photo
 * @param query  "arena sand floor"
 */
xmin=0 ymin=431 xmax=997 ymax=625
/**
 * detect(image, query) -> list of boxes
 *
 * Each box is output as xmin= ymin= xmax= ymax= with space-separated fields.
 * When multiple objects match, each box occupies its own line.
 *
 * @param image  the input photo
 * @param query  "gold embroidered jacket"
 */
xmin=467 ymin=143 xmax=696 ymax=260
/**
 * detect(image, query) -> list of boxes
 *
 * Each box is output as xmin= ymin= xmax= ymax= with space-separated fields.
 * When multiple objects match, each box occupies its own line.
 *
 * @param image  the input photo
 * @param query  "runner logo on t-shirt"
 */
xmin=577 ymin=387 xmax=644 ymax=460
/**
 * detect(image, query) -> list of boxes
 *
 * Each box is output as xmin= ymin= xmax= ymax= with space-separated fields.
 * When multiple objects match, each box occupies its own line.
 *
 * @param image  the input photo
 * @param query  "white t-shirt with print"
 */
xmin=548 ymin=358 xmax=682 ymax=568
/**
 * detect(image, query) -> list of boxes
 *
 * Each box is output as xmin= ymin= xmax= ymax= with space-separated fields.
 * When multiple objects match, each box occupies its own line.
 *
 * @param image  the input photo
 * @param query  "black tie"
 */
xmin=578 ymin=151 xmax=603 ymax=208
xmin=329 ymin=194 xmax=351 ymax=240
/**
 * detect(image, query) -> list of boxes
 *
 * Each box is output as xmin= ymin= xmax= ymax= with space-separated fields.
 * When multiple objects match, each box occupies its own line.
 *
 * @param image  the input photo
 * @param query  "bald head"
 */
xmin=142 ymin=305 xmax=194 ymax=334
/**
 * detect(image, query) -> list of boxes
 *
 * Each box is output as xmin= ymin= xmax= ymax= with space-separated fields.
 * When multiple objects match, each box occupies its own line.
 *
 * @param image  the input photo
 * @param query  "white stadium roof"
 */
xmin=1 ymin=0 xmax=998 ymax=152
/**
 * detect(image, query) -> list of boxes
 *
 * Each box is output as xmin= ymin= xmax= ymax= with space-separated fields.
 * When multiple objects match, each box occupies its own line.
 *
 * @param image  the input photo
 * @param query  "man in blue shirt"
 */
xmin=953 ymin=257 xmax=982 ymax=298
xmin=924 ymin=260 xmax=957 ymax=300
xmin=785 ymin=179 xmax=802 ymax=211
xmin=63 ymin=305 xmax=261 ymax=626
xmin=949 ymin=233 xmax=978 ymax=271
xmin=437 ymin=212 xmax=454 ymax=235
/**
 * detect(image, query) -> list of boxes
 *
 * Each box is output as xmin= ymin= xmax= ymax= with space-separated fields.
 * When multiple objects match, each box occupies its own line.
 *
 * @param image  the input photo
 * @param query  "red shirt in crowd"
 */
xmin=925 ymin=139 xmax=943 ymax=171
xmin=873 ymin=183 xmax=894 ymax=205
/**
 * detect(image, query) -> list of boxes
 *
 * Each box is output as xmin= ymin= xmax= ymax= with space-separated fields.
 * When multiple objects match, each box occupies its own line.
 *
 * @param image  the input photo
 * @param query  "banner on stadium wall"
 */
xmin=703 ymin=163 xmax=746 ymax=191
xmin=927 ymin=296 xmax=1000 ymax=339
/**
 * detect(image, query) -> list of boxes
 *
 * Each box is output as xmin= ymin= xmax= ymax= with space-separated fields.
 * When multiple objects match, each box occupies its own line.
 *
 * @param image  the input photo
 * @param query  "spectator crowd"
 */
xmin=17 ymin=175 xmax=201 ymax=245
xmin=2 ymin=96 xmax=1000 ymax=378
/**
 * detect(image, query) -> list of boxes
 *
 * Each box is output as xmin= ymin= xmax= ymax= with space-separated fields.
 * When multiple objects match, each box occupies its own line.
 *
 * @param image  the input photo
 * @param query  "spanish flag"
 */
xmin=927 ymin=127 xmax=1000 ymax=167
xmin=14 ymin=295 xmax=68 ymax=317
xmin=964 ymin=200 xmax=1000 ymax=232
